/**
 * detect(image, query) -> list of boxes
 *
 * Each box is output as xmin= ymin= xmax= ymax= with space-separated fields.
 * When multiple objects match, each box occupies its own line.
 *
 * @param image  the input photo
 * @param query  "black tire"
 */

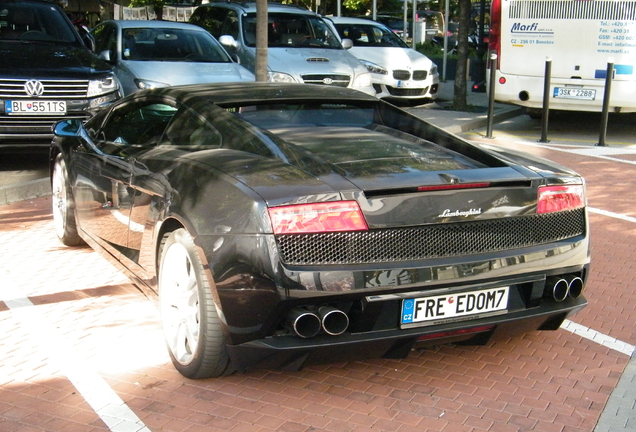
xmin=158 ymin=228 xmax=233 ymax=379
xmin=51 ymin=154 xmax=85 ymax=246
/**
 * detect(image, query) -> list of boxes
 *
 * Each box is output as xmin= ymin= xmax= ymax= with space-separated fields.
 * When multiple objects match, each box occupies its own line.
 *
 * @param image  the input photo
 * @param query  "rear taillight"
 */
xmin=537 ymin=184 xmax=585 ymax=214
xmin=268 ymin=201 xmax=368 ymax=234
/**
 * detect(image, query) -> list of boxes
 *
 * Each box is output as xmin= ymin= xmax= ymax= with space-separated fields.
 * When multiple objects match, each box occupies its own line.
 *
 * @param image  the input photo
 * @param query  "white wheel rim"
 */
xmin=160 ymin=241 xmax=200 ymax=365
xmin=51 ymin=161 xmax=67 ymax=239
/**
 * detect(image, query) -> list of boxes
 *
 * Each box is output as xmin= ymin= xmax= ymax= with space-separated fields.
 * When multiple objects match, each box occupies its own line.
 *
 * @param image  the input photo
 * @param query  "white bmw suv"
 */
xmin=189 ymin=3 xmax=375 ymax=96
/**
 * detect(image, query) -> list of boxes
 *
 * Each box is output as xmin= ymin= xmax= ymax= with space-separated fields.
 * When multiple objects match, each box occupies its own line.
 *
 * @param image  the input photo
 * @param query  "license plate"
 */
xmin=553 ymin=87 xmax=596 ymax=100
xmin=401 ymin=286 xmax=509 ymax=326
xmin=397 ymin=81 xmax=424 ymax=88
xmin=5 ymin=100 xmax=67 ymax=115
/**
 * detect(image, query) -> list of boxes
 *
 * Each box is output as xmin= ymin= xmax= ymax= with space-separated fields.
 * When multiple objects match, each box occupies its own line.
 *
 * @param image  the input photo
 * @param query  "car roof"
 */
xmin=330 ymin=16 xmax=389 ymax=26
xmin=197 ymin=2 xmax=318 ymax=15
xmin=102 ymin=20 xmax=209 ymax=31
xmin=137 ymin=82 xmax=378 ymax=106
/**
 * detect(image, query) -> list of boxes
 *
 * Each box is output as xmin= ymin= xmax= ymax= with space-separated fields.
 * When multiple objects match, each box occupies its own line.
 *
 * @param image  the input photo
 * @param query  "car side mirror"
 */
xmin=341 ymin=38 xmax=353 ymax=49
xmin=53 ymin=119 xmax=84 ymax=137
xmin=98 ymin=50 xmax=115 ymax=64
xmin=219 ymin=35 xmax=238 ymax=50
xmin=54 ymin=119 xmax=103 ymax=154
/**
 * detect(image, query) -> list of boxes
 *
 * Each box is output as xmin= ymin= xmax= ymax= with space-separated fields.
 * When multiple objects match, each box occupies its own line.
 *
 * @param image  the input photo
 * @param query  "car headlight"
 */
xmin=359 ymin=60 xmax=388 ymax=75
xmin=268 ymin=72 xmax=297 ymax=83
xmin=352 ymin=72 xmax=373 ymax=89
xmin=430 ymin=65 xmax=438 ymax=75
xmin=87 ymin=74 xmax=119 ymax=97
xmin=134 ymin=79 xmax=170 ymax=90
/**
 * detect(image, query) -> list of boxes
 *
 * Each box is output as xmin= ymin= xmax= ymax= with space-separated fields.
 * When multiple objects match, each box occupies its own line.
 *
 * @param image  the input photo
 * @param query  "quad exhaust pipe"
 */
xmin=546 ymin=275 xmax=584 ymax=301
xmin=286 ymin=306 xmax=349 ymax=338
xmin=318 ymin=306 xmax=350 ymax=336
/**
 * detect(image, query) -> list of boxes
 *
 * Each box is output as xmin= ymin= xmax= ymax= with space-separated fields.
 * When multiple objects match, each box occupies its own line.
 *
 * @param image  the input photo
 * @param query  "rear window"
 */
xmin=229 ymin=103 xmax=376 ymax=128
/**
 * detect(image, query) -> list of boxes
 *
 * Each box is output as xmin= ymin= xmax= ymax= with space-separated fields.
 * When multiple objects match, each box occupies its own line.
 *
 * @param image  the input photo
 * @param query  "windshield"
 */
xmin=0 ymin=2 xmax=78 ymax=43
xmin=242 ymin=13 xmax=342 ymax=48
xmin=121 ymin=27 xmax=232 ymax=62
xmin=334 ymin=23 xmax=408 ymax=48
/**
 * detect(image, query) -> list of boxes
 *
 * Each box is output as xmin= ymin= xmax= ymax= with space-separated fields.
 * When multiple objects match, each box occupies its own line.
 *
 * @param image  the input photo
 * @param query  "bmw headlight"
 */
xmin=134 ymin=79 xmax=170 ymax=90
xmin=359 ymin=60 xmax=388 ymax=75
xmin=268 ymin=72 xmax=297 ymax=83
xmin=430 ymin=64 xmax=438 ymax=75
xmin=87 ymin=74 xmax=119 ymax=97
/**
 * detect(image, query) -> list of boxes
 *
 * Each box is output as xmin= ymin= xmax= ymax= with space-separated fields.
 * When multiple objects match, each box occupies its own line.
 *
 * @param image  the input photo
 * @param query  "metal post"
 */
xmin=486 ymin=53 xmax=498 ymax=139
xmin=412 ymin=1 xmax=416 ymax=49
xmin=598 ymin=58 xmax=614 ymax=147
xmin=471 ymin=0 xmax=488 ymax=92
xmin=539 ymin=57 xmax=552 ymax=143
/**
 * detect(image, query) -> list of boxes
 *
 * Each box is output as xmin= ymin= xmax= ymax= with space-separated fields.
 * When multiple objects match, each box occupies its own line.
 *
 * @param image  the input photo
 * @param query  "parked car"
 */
xmin=331 ymin=17 xmax=439 ymax=103
xmin=188 ymin=2 xmax=375 ymax=95
xmin=91 ymin=20 xmax=254 ymax=96
xmin=0 ymin=0 xmax=121 ymax=151
xmin=51 ymin=82 xmax=590 ymax=379
xmin=416 ymin=10 xmax=445 ymax=41
xmin=372 ymin=14 xmax=410 ymax=40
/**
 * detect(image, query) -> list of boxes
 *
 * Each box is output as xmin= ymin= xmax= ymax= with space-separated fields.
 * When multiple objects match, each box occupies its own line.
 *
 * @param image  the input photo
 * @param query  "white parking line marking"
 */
xmin=561 ymin=320 xmax=636 ymax=357
xmin=588 ymin=207 xmax=636 ymax=224
xmin=4 ymin=296 xmax=152 ymax=432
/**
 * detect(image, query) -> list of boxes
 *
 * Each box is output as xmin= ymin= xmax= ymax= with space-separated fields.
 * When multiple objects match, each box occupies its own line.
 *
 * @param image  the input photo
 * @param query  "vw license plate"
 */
xmin=5 ymin=100 xmax=67 ymax=115
xmin=401 ymin=286 xmax=509 ymax=327
xmin=553 ymin=87 xmax=596 ymax=100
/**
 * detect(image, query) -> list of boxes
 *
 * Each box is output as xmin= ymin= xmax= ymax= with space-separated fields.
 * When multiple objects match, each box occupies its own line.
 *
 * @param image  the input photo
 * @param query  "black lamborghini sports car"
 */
xmin=50 ymin=82 xmax=589 ymax=379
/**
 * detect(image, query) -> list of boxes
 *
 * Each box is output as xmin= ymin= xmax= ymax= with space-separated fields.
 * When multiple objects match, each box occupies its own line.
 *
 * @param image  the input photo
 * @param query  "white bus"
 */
xmin=488 ymin=0 xmax=636 ymax=114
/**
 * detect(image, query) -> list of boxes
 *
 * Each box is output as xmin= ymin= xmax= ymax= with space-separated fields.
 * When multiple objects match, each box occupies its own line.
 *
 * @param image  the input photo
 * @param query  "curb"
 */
xmin=441 ymin=106 xmax=524 ymax=135
xmin=0 ymin=177 xmax=51 ymax=206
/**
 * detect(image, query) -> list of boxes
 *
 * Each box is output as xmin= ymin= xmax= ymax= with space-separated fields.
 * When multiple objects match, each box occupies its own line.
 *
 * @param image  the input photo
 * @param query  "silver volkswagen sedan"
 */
xmin=91 ymin=20 xmax=255 ymax=95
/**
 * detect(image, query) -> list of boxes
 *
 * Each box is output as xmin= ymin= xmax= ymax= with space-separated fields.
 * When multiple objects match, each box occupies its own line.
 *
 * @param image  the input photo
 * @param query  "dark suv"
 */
xmin=0 ymin=0 xmax=121 ymax=150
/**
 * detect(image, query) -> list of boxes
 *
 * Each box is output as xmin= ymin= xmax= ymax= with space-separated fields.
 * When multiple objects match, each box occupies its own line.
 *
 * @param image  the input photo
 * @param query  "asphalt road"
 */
xmin=0 ymin=151 xmax=49 ymax=187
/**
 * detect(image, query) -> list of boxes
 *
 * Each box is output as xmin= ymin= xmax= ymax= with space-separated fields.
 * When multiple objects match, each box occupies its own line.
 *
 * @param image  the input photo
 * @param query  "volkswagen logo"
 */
xmin=24 ymin=80 xmax=44 ymax=97
xmin=322 ymin=77 xmax=334 ymax=85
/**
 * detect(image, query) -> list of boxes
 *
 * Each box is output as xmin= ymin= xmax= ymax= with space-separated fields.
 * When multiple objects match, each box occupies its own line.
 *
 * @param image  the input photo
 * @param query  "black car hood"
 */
xmin=0 ymin=41 xmax=112 ymax=78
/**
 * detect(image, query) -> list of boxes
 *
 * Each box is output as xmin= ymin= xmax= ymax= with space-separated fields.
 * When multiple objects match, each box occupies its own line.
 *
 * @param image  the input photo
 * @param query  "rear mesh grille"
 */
xmin=275 ymin=209 xmax=586 ymax=265
xmin=301 ymin=74 xmax=351 ymax=87
xmin=0 ymin=79 xmax=89 ymax=98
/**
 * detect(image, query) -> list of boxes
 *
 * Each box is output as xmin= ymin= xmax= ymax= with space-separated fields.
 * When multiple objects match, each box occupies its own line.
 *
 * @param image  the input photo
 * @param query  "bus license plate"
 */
xmin=401 ymin=286 xmax=509 ymax=326
xmin=553 ymin=88 xmax=596 ymax=100
xmin=5 ymin=100 xmax=67 ymax=115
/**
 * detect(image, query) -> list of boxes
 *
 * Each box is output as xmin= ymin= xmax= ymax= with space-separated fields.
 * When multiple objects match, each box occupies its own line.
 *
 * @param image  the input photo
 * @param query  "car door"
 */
xmin=124 ymin=104 xmax=225 ymax=286
xmin=71 ymin=98 xmax=174 ymax=264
